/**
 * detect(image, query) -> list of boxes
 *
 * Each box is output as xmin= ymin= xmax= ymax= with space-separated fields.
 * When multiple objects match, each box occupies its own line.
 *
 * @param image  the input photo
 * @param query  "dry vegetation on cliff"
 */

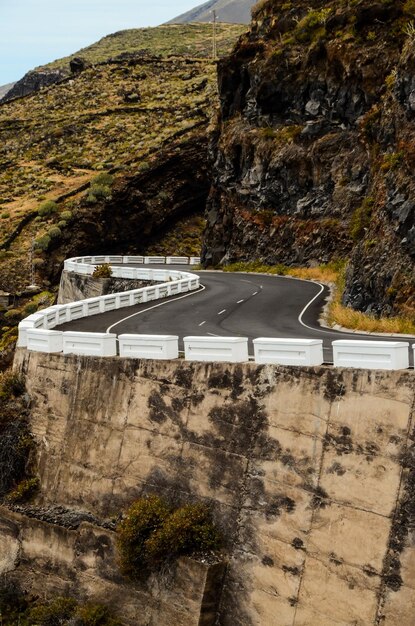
xmin=0 ymin=23 xmax=245 ymax=295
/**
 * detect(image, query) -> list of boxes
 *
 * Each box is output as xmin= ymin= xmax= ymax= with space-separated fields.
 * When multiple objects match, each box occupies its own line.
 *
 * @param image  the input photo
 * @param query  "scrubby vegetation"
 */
xmin=0 ymin=583 xmax=123 ymax=626
xmin=42 ymin=23 xmax=247 ymax=71
xmin=0 ymin=290 xmax=55 ymax=369
xmin=0 ymin=371 xmax=38 ymax=502
xmin=0 ymin=23 xmax=244 ymax=295
xmin=117 ymin=495 xmax=221 ymax=578
xmin=92 ymin=263 xmax=113 ymax=278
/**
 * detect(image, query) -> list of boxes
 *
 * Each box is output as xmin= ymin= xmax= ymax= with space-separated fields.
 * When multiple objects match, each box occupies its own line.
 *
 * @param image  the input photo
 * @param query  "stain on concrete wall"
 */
xmin=7 ymin=350 xmax=415 ymax=625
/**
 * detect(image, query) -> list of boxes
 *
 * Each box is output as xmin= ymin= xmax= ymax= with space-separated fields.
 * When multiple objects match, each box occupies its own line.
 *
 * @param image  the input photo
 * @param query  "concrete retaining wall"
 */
xmin=9 ymin=351 xmax=415 ymax=625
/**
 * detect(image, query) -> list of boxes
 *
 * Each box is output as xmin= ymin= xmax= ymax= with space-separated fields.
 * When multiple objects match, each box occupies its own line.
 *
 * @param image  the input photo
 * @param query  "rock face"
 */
xmin=202 ymin=0 xmax=415 ymax=318
xmin=9 ymin=349 xmax=415 ymax=625
xmin=1 ymin=68 xmax=66 ymax=102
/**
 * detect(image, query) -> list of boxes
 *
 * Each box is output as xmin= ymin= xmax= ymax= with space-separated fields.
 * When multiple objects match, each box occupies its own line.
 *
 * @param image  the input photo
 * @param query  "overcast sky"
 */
xmin=0 ymin=0 xmax=204 ymax=85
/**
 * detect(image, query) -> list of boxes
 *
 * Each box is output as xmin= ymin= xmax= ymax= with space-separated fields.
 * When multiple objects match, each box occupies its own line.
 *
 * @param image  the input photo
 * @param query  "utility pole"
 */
xmin=212 ymin=10 xmax=217 ymax=60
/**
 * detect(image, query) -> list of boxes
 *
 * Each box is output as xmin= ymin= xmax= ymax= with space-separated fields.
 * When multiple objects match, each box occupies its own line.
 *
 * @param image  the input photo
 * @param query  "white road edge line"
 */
xmin=237 ymin=300 xmax=244 ymax=304
xmin=252 ymin=292 xmax=258 ymax=296
xmin=106 ymin=284 xmax=206 ymax=334
xmin=297 ymin=282 xmax=332 ymax=334
xmin=207 ymin=332 xmax=219 ymax=337
xmin=218 ymin=309 xmax=226 ymax=315
xmin=199 ymin=321 xmax=206 ymax=326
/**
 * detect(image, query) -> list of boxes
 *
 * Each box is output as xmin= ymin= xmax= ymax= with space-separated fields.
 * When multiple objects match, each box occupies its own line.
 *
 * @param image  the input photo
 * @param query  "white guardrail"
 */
xmin=18 ymin=255 xmax=200 ymax=349
xmin=18 ymin=255 xmax=414 ymax=370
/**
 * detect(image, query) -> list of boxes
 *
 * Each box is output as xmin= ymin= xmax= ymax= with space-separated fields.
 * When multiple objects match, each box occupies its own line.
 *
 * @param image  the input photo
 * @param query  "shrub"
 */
xmin=4 ymin=308 xmax=22 ymax=322
xmin=145 ymin=503 xmax=221 ymax=563
xmin=117 ymin=495 xmax=171 ymax=575
xmin=34 ymin=234 xmax=51 ymax=251
xmin=5 ymin=477 xmax=40 ymax=503
xmin=0 ymin=582 xmax=29 ymax=623
xmin=24 ymin=302 xmax=38 ymax=316
xmin=117 ymin=496 xmax=221 ymax=577
xmin=28 ymin=597 xmax=77 ymax=625
xmin=0 ymin=371 xmax=25 ymax=400
xmin=75 ymin=603 xmax=122 ymax=626
xmin=92 ymin=172 xmax=114 ymax=187
xmin=86 ymin=183 xmax=112 ymax=204
xmin=48 ymin=225 xmax=62 ymax=239
xmin=37 ymin=200 xmax=58 ymax=218
xmin=92 ymin=263 xmax=113 ymax=278
xmin=0 ymin=421 xmax=35 ymax=498
xmin=60 ymin=210 xmax=73 ymax=220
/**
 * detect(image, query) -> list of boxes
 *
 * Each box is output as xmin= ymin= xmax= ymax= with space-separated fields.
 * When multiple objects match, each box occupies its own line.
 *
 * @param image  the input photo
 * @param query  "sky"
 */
xmin=0 ymin=0 xmax=205 ymax=85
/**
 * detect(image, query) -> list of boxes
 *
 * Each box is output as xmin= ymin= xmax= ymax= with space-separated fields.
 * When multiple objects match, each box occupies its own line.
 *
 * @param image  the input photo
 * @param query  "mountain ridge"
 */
xmin=168 ymin=0 xmax=256 ymax=24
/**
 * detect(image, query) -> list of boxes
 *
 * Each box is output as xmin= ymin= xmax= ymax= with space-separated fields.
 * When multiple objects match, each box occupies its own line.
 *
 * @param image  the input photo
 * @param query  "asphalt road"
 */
xmin=56 ymin=268 xmax=415 ymax=364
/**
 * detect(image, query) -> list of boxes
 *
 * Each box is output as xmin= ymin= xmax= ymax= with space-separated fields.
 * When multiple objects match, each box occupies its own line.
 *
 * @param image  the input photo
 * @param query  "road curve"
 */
xmin=56 ymin=267 xmax=415 ymax=363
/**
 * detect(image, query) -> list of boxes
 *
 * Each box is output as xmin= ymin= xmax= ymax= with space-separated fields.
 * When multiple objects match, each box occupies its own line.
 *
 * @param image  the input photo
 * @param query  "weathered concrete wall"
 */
xmin=0 ymin=505 xmax=223 ymax=625
xmin=8 ymin=350 xmax=415 ymax=625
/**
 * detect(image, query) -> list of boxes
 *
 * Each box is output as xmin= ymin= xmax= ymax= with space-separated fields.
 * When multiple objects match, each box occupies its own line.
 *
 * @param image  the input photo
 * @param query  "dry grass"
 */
xmin=287 ymin=266 xmax=338 ymax=284
xmin=328 ymin=302 xmax=415 ymax=335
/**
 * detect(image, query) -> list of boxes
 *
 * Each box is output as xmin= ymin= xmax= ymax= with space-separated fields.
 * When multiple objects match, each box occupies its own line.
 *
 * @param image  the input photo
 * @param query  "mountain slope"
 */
xmin=0 ymin=23 xmax=244 ymax=293
xmin=2 ymin=23 xmax=245 ymax=103
xmin=168 ymin=0 xmax=256 ymax=24
xmin=202 ymin=0 xmax=415 ymax=320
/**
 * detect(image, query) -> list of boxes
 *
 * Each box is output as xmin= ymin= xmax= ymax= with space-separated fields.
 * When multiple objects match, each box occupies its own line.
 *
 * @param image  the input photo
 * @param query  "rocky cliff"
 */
xmin=202 ymin=0 xmax=415 ymax=318
xmin=0 ymin=68 xmax=66 ymax=103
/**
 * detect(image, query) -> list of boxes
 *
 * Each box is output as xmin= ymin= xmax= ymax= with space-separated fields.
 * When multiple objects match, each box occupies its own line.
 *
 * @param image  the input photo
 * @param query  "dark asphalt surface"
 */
xmin=56 ymin=267 xmax=415 ymax=364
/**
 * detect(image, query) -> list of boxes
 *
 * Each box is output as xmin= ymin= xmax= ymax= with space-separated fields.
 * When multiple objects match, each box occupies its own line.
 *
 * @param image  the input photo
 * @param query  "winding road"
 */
xmin=56 ymin=267 xmax=415 ymax=364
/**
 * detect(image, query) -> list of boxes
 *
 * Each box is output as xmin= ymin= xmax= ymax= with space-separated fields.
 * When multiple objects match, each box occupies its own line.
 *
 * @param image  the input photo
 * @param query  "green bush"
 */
xmin=117 ymin=495 xmax=170 ymax=575
xmin=34 ymin=234 xmax=51 ymax=251
xmin=117 ymin=496 xmax=221 ymax=577
xmin=4 ymin=308 xmax=22 ymax=322
xmin=92 ymin=263 xmax=113 ymax=278
xmin=48 ymin=225 xmax=62 ymax=239
xmin=145 ymin=503 xmax=221 ymax=563
xmin=60 ymin=210 xmax=72 ymax=220
xmin=92 ymin=172 xmax=114 ymax=187
xmin=86 ymin=183 xmax=112 ymax=204
xmin=24 ymin=302 xmax=38 ymax=316
xmin=37 ymin=200 xmax=58 ymax=218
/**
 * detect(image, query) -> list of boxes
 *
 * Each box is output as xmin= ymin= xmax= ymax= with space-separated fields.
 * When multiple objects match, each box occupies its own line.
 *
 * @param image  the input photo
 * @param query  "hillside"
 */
xmin=202 ymin=0 xmax=415 ymax=322
xmin=2 ymin=23 xmax=246 ymax=102
xmin=168 ymin=0 xmax=256 ymax=24
xmin=0 ymin=23 xmax=244 ymax=296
